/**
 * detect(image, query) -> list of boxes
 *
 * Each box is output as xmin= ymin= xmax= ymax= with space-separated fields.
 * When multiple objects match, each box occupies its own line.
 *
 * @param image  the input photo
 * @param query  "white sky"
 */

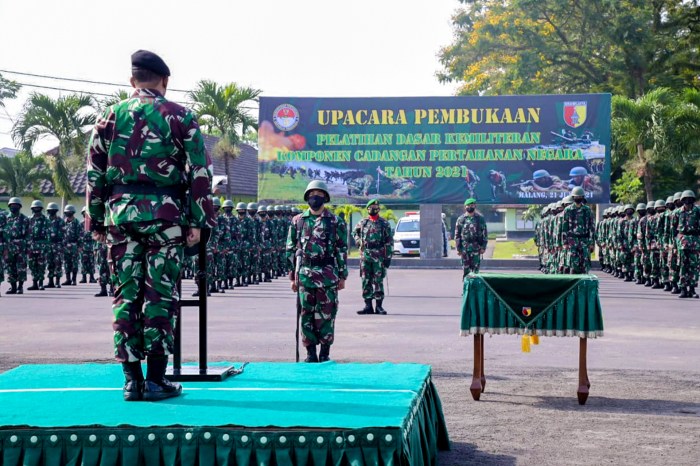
xmin=0 ymin=0 xmax=459 ymax=151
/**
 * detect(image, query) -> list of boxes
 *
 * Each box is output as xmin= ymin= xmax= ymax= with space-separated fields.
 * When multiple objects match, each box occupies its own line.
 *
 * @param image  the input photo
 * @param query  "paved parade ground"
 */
xmin=1 ymin=266 xmax=699 ymax=465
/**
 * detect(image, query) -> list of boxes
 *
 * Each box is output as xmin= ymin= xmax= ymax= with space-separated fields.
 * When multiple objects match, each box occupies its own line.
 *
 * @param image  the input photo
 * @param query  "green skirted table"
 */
xmin=460 ymin=273 xmax=604 ymax=405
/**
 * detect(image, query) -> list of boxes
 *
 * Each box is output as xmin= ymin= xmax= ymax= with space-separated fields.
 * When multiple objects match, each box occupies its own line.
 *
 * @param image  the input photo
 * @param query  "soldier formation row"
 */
xmin=0 ymin=198 xmax=110 ymax=297
xmin=535 ymin=189 xmax=700 ymax=299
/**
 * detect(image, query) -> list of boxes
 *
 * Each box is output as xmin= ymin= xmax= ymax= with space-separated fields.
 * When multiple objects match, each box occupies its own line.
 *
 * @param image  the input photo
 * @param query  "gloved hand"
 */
xmin=383 ymin=257 xmax=391 ymax=268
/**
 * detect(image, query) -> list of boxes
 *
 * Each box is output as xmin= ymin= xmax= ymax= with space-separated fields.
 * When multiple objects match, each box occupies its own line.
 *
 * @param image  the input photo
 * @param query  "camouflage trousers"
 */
xmin=0 ymin=245 xmax=4 ymax=282
xmin=6 ymin=240 xmax=27 ymax=283
xmin=226 ymin=251 xmax=238 ymax=280
xmin=641 ymin=250 xmax=652 ymax=279
xmin=565 ymin=242 xmax=592 ymax=274
xmin=679 ymin=249 xmax=699 ymax=288
xmin=238 ymin=248 xmax=251 ymax=278
xmin=214 ymin=250 xmax=226 ymax=281
xmin=668 ymin=248 xmax=680 ymax=285
xmin=80 ymin=248 xmax=95 ymax=276
xmin=648 ymin=249 xmax=662 ymax=280
xmin=108 ymin=221 xmax=184 ymax=363
xmin=251 ymin=249 xmax=261 ymax=275
xmin=360 ymin=256 xmax=387 ymax=300
xmin=299 ymin=285 xmax=338 ymax=346
xmin=616 ymin=249 xmax=633 ymax=274
xmin=633 ymin=250 xmax=644 ymax=280
xmin=64 ymin=242 xmax=79 ymax=275
xmin=660 ymin=246 xmax=670 ymax=283
xmin=28 ymin=242 xmax=48 ymax=282
xmin=205 ymin=247 xmax=215 ymax=283
xmin=47 ymin=243 xmax=63 ymax=279
xmin=96 ymin=243 xmax=110 ymax=286
xmin=461 ymin=252 xmax=481 ymax=277
xmin=260 ymin=249 xmax=273 ymax=276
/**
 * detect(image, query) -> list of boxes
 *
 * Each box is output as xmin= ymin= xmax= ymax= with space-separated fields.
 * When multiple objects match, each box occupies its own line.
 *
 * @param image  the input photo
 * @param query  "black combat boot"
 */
xmin=79 ymin=274 xmax=87 ymax=284
xmin=16 ymin=282 xmax=23 ymax=294
xmin=122 ymin=361 xmax=144 ymax=401
xmin=56 ymin=277 xmax=62 ymax=288
xmin=624 ymin=272 xmax=633 ymax=282
xmin=143 ymin=356 xmax=182 ymax=401
xmin=635 ymin=276 xmax=644 ymax=285
xmin=61 ymin=275 xmax=72 ymax=286
xmin=644 ymin=278 xmax=652 ymax=287
xmin=678 ymin=286 xmax=690 ymax=298
xmin=304 ymin=345 xmax=319 ymax=363
xmin=357 ymin=299 xmax=374 ymax=315
xmin=375 ymin=299 xmax=388 ymax=315
xmin=38 ymin=280 xmax=44 ymax=291
xmin=6 ymin=282 xmax=17 ymax=295
xmin=218 ymin=280 xmax=225 ymax=293
xmin=108 ymin=284 xmax=114 ymax=297
xmin=222 ymin=280 xmax=228 ymax=290
xmin=263 ymin=273 xmax=272 ymax=283
xmin=319 ymin=344 xmax=331 ymax=362
xmin=209 ymin=282 xmax=217 ymax=295
xmin=228 ymin=278 xmax=235 ymax=290
xmin=651 ymin=279 xmax=663 ymax=289
xmin=89 ymin=274 xmax=97 ymax=283
xmin=236 ymin=277 xmax=242 ymax=287
xmin=27 ymin=280 xmax=39 ymax=291
xmin=71 ymin=272 xmax=78 ymax=285
xmin=671 ymin=283 xmax=681 ymax=294
xmin=46 ymin=277 xmax=55 ymax=288
xmin=663 ymin=282 xmax=672 ymax=292
xmin=691 ymin=287 xmax=699 ymax=299
xmin=95 ymin=284 xmax=108 ymax=297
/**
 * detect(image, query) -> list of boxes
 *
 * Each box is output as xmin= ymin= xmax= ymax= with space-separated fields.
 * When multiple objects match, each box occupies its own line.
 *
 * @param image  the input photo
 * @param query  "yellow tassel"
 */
xmin=530 ymin=334 xmax=540 ymax=345
xmin=521 ymin=334 xmax=531 ymax=353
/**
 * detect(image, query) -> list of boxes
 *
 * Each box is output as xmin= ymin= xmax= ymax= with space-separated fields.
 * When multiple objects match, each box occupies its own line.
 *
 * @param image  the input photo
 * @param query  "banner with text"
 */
xmin=258 ymin=94 xmax=611 ymax=205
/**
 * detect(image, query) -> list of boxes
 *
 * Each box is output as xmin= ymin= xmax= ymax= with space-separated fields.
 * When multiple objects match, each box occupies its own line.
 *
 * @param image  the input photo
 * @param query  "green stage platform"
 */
xmin=0 ymin=362 xmax=449 ymax=466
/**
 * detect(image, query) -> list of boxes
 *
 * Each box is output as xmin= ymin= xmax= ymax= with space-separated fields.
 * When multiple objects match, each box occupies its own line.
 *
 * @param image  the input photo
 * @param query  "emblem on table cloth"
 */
xmin=521 ymin=306 xmax=532 ymax=317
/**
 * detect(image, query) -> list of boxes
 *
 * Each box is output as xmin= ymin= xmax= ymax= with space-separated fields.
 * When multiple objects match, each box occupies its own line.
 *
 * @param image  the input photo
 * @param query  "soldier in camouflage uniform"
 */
xmin=287 ymin=180 xmax=348 ymax=363
xmin=259 ymin=206 xmax=274 ymax=282
xmin=658 ymin=196 xmax=676 ymax=291
xmin=236 ymin=202 xmax=251 ymax=286
xmin=561 ymin=187 xmax=595 ymax=274
xmin=390 ymin=177 xmax=415 ymax=197
xmin=354 ymin=198 xmax=394 ymax=315
xmin=86 ymin=50 xmax=215 ymax=401
xmin=645 ymin=200 xmax=666 ymax=289
xmin=214 ymin=198 xmax=231 ymax=292
xmin=0 ymin=208 xmax=6 ymax=296
xmin=248 ymin=202 xmax=262 ymax=284
xmin=632 ymin=203 xmax=647 ymax=284
xmin=455 ymin=198 xmax=488 ymax=277
xmin=666 ymin=192 xmax=683 ymax=294
xmin=79 ymin=207 xmax=97 ymax=284
xmin=347 ymin=174 xmax=374 ymax=197
xmin=637 ymin=201 xmax=655 ymax=286
xmin=595 ymin=208 xmax=609 ymax=272
xmin=194 ymin=198 xmax=220 ymax=296
xmin=27 ymin=200 xmax=50 ymax=291
xmin=4 ymin=197 xmax=29 ymax=295
xmin=94 ymin=240 xmax=112 ymax=297
xmin=676 ymin=190 xmax=700 ymax=298
xmin=62 ymin=205 xmax=81 ymax=286
xmin=222 ymin=200 xmax=239 ymax=288
xmin=44 ymin=203 xmax=64 ymax=288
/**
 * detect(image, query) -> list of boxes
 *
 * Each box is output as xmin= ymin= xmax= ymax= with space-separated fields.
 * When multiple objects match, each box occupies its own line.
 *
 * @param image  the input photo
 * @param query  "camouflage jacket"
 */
xmin=5 ymin=212 xmax=29 ymax=242
xmin=28 ymin=214 xmax=50 ymax=243
xmin=561 ymin=204 xmax=594 ymax=247
xmin=644 ymin=214 xmax=661 ymax=250
xmin=636 ymin=216 xmax=650 ymax=250
xmin=0 ymin=212 xmax=6 ymax=250
xmin=627 ymin=217 xmax=640 ymax=250
xmin=79 ymin=220 xmax=95 ymax=251
xmin=455 ymin=213 xmax=488 ymax=253
xmin=676 ymin=205 xmax=700 ymax=250
xmin=260 ymin=219 xmax=274 ymax=250
xmin=238 ymin=215 xmax=254 ymax=246
xmin=64 ymin=218 xmax=82 ymax=243
xmin=286 ymin=208 xmax=348 ymax=288
xmin=47 ymin=215 xmax=65 ymax=244
xmin=353 ymin=216 xmax=394 ymax=260
xmin=86 ymin=88 xmax=215 ymax=230
xmin=225 ymin=213 xmax=241 ymax=249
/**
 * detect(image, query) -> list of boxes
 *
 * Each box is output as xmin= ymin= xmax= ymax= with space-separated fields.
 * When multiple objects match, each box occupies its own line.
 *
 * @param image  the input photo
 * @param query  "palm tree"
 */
xmin=12 ymin=93 xmax=97 ymax=203
xmin=0 ymin=152 xmax=50 ymax=198
xmin=612 ymin=88 xmax=700 ymax=201
xmin=98 ymin=89 xmax=131 ymax=111
xmin=188 ymin=80 xmax=261 ymax=198
xmin=0 ymin=73 xmax=21 ymax=109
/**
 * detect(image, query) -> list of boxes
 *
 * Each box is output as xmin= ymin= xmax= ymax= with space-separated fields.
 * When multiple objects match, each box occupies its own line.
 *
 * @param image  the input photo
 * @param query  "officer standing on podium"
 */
xmin=86 ymin=50 xmax=215 ymax=401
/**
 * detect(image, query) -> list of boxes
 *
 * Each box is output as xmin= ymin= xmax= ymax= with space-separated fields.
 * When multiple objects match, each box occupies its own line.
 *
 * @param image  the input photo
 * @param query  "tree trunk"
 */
xmin=638 ymin=144 xmax=653 ymax=201
xmin=224 ymin=154 xmax=231 ymax=198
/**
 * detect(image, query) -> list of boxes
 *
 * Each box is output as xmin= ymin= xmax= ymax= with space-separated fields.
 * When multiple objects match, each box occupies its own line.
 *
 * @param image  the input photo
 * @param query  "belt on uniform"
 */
xmin=303 ymin=257 xmax=335 ymax=267
xmin=364 ymin=241 xmax=384 ymax=249
xmin=111 ymin=184 xmax=185 ymax=198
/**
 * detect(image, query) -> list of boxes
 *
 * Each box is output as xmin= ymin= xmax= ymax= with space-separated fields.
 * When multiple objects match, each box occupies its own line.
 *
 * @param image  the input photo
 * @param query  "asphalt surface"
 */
xmin=1 ymin=267 xmax=699 ymax=465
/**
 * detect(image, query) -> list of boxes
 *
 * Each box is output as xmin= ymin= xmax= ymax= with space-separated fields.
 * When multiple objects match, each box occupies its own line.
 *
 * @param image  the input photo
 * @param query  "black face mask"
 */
xmin=574 ymin=198 xmax=583 ymax=204
xmin=369 ymin=209 xmax=380 ymax=215
xmin=65 ymin=213 xmax=74 ymax=218
xmin=308 ymin=195 xmax=325 ymax=210
xmin=466 ymin=207 xmax=476 ymax=213
xmin=237 ymin=210 xmax=246 ymax=216
xmin=224 ymin=207 xmax=233 ymax=214
xmin=9 ymin=206 xmax=20 ymax=214
xmin=684 ymin=199 xmax=695 ymax=206
xmin=48 ymin=211 xmax=57 ymax=217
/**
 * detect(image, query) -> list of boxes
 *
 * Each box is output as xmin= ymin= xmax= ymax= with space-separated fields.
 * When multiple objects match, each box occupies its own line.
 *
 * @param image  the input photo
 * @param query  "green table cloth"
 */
xmin=460 ymin=273 xmax=604 ymax=338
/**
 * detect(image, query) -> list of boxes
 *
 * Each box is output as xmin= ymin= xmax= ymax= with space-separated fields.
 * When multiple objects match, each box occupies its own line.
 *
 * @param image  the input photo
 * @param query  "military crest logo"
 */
xmin=272 ymin=103 xmax=300 ymax=132
xmin=563 ymin=101 xmax=587 ymax=128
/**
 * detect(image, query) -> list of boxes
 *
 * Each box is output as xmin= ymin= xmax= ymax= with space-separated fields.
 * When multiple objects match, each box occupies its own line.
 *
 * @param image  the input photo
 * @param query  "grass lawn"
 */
xmin=492 ymin=238 xmax=539 ymax=259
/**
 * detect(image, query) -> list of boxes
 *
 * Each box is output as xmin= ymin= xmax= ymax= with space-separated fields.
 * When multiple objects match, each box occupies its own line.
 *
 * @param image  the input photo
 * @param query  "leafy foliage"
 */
xmin=0 ymin=73 xmax=21 ymax=108
xmin=0 ymin=152 xmax=50 ymax=198
xmin=610 ymin=171 xmax=645 ymax=204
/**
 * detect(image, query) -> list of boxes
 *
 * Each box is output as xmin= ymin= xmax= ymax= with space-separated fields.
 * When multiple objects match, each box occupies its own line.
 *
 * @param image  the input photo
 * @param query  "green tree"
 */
xmin=610 ymin=171 xmax=645 ymax=204
xmin=521 ymin=205 xmax=541 ymax=223
xmin=329 ymin=204 xmax=363 ymax=247
xmin=612 ymin=88 xmax=700 ymax=200
xmin=188 ymin=80 xmax=261 ymax=198
xmin=12 ymin=93 xmax=96 ymax=202
xmin=98 ymin=90 xmax=131 ymax=110
xmin=438 ymin=0 xmax=700 ymax=97
xmin=0 ymin=152 xmax=50 ymax=198
xmin=0 ymin=73 xmax=21 ymax=109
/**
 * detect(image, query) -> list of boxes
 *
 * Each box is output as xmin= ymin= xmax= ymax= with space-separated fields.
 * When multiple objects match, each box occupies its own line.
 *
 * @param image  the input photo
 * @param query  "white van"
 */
xmin=393 ymin=212 xmax=420 ymax=255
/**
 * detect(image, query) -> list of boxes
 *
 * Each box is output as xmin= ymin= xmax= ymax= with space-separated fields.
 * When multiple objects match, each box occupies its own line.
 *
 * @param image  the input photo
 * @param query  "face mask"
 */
xmin=369 ymin=209 xmax=380 ymax=215
xmin=684 ymin=199 xmax=695 ymax=206
xmin=9 ymin=206 xmax=20 ymax=214
xmin=574 ymin=198 xmax=583 ymax=204
xmin=308 ymin=195 xmax=325 ymax=210
xmin=237 ymin=210 xmax=246 ymax=216
xmin=224 ymin=208 xmax=233 ymax=214
xmin=466 ymin=207 xmax=475 ymax=213
xmin=65 ymin=213 xmax=74 ymax=218
xmin=32 ymin=208 xmax=42 ymax=214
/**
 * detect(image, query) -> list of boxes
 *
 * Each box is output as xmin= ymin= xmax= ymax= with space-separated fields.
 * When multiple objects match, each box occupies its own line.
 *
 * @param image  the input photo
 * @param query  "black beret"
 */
xmin=131 ymin=50 xmax=170 ymax=77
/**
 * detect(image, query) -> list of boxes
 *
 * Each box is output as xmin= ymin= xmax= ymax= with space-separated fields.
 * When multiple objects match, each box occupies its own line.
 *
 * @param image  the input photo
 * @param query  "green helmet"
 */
xmin=681 ymin=190 xmax=696 ymax=201
xmin=222 ymin=200 xmax=234 ymax=208
xmin=8 ymin=197 xmax=22 ymax=206
xmin=646 ymin=201 xmax=655 ymax=210
xmin=569 ymin=166 xmax=587 ymax=177
xmin=654 ymin=199 xmax=665 ymax=209
xmin=304 ymin=180 xmax=330 ymax=202
xmin=274 ymin=205 xmax=282 ymax=212
xmin=623 ymin=204 xmax=633 ymax=211
xmin=64 ymin=204 xmax=76 ymax=213
xmin=212 ymin=197 xmax=221 ymax=207
xmin=46 ymin=202 xmax=59 ymax=211
xmin=571 ymin=186 xmax=585 ymax=197
xmin=236 ymin=202 xmax=247 ymax=210
xmin=30 ymin=200 xmax=44 ymax=209
xmin=562 ymin=195 xmax=573 ymax=205
xmin=533 ymin=169 xmax=550 ymax=180
xmin=247 ymin=202 xmax=258 ymax=211
xmin=673 ymin=192 xmax=682 ymax=202
xmin=665 ymin=196 xmax=674 ymax=206
xmin=636 ymin=203 xmax=646 ymax=211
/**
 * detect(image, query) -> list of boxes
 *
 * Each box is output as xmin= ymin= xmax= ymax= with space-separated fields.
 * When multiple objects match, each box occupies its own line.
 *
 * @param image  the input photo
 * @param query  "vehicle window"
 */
xmin=396 ymin=219 xmax=420 ymax=232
